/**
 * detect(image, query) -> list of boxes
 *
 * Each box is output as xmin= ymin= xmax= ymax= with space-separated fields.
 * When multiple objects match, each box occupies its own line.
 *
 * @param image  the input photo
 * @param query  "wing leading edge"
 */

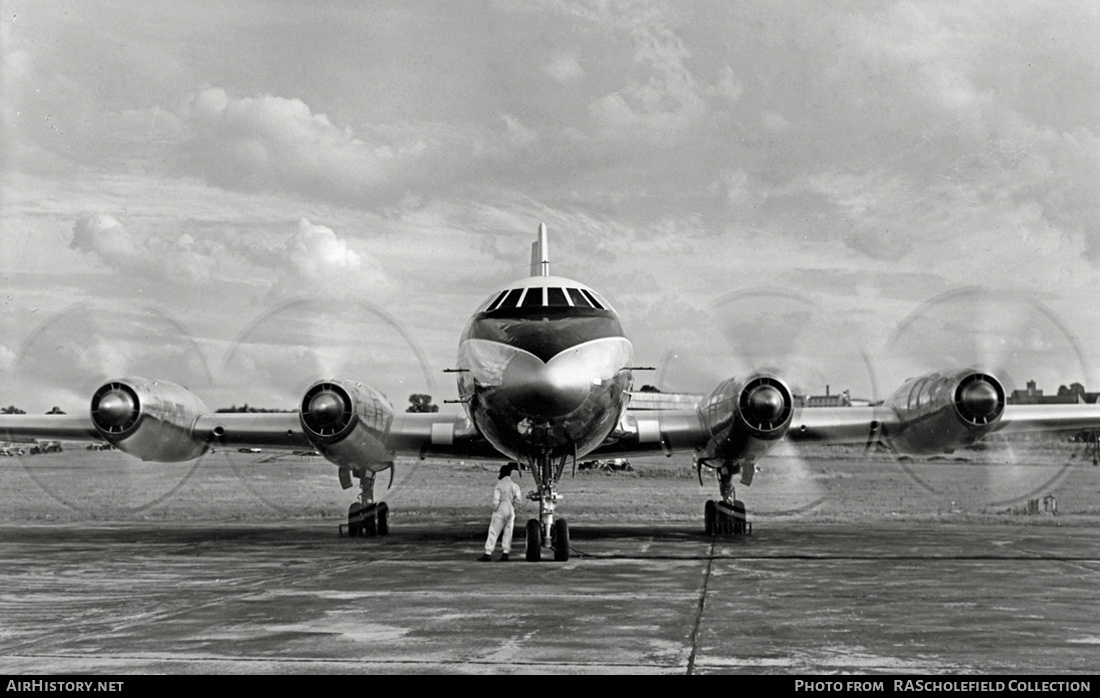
xmin=0 ymin=405 xmax=496 ymax=463
xmin=599 ymin=399 xmax=1100 ymax=460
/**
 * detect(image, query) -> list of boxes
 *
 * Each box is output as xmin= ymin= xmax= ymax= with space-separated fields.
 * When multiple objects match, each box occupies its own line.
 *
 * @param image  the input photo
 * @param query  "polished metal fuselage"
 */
xmin=456 ymin=281 xmax=634 ymax=461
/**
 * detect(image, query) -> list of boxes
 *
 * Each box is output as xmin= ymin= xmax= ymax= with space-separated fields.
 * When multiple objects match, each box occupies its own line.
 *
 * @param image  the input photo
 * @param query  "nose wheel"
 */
xmin=525 ymin=519 xmax=542 ymax=561
xmin=525 ymin=516 xmax=569 ymax=561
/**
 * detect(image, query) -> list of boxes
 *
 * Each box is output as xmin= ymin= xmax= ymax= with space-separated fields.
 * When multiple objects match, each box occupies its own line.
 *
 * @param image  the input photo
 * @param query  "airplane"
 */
xmin=4 ymin=223 xmax=1100 ymax=562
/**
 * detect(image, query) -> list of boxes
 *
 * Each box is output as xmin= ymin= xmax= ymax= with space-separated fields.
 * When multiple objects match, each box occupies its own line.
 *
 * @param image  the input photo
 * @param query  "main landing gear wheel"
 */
xmin=347 ymin=502 xmax=361 ymax=537
xmin=525 ymin=519 xmax=542 ymax=562
xmin=376 ymin=502 xmax=389 ymax=536
xmin=732 ymin=500 xmax=746 ymax=535
xmin=552 ymin=518 xmax=570 ymax=562
xmin=361 ymin=504 xmax=378 ymax=538
xmin=706 ymin=500 xmax=747 ymax=536
xmin=347 ymin=502 xmax=379 ymax=537
xmin=704 ymin=500 xmax=717 ymax=535
xmin=716 ymin=503 xmax=732 ymax=534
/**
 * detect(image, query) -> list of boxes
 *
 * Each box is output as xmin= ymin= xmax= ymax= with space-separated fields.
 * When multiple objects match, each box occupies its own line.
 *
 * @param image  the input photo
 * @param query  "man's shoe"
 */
xmin=478 ymin=554 xmax=492 ymax=562
xmin=498 ymin=553 xmax=510 ymax=562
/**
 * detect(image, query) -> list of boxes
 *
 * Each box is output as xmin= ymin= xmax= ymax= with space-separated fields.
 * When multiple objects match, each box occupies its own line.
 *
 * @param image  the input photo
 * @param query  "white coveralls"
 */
xmin=484 ymin=476 xmax=524 ymax=555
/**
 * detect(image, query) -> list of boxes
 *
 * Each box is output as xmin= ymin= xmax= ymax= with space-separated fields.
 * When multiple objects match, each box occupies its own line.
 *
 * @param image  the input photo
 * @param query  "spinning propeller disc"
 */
xmin=13 ymin=304 xmax=212 ymax=513
xmin=881 ymin=287 xmax=1090 ymax=507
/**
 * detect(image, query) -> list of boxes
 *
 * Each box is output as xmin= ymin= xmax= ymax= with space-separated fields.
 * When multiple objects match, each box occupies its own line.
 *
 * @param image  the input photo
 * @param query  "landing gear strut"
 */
xmin=1084 ymin=429 xmax=1100 ymax=466
xmin=702 ymin=462 xmax=750 ymax=536
xmin=345 ymin=470 xmax=390 ymax=538
xmin=524 ymin=453 xmax=570 ymax=562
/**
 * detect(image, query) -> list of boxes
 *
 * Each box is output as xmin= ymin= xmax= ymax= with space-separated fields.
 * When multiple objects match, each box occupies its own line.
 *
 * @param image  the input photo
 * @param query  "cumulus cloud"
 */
xmin=266 ymin=217 xmax=391 ymax=300
xmin=69 ymin=213 xmax=391 ymax=300
xmin=555 ymin=6 xmax=740 ymax=144
xmin=545 ymin=53 xmax=585 ymax=83
xmin=71 ymin=214 xmax=142 ymax=264
xmin=0 ymin=343 xmax=15 ymax=375
xmin=71 ymin=213 xmax=220 ymax=284
xmin=586 ymin=22 xmax=712 ymax=140
xmin=177 ymin=87 xmax=478 ymax=207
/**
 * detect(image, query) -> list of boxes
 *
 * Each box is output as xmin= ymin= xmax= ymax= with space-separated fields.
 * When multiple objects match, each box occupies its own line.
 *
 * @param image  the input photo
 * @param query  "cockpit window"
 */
xmin=520 ymin=287 xmax=544 ymax=308
xmin=546 ymin=287 xmax=570 ymax=307
xmin=498 ymin=288 xmax=522 ymax=309
xmin=566 ymin=288 xmax=592 ymax=307
xmin=579 ymin=289 xmax=605 ymax=310
xmin=481 ymin=290 xmax=508 ymax=312
xmin=476 ymin=284 xmax=616 ymax=318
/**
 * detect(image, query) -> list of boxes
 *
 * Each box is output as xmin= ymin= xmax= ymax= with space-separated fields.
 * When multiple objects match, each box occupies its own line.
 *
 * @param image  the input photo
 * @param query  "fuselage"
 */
xmin=456 ymin=275 xmax=634 ymax=462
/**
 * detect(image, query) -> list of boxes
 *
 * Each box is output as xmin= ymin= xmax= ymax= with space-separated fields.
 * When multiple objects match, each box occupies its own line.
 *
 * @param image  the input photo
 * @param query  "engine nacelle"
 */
xmin=883 ymin=369 xmax=1006 ymax=454
xmin=299 ymin=379 xmax=395 ymax=472
xmin=90 ymin=378 xmax=210 ymax=462
xmin=697 ymin=374 xmax=794 ymax=462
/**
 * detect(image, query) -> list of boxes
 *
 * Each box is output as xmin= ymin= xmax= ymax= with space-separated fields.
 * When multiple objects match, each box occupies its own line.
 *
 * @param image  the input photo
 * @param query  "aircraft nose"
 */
xmin=500 ymin=351 xmax=589 ymax=419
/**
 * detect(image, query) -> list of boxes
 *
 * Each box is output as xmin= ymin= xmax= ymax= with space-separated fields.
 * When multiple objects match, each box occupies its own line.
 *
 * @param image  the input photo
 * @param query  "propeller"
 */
xmin=653 ymin=289 xmax=880 ymax=515
xmin=10 ymin=302 xmax=214 ymax=513
xmin=880 ymin=287 xmax=1089 ymax=510
xmin=216 ymin=296 xmax=438 ymax=512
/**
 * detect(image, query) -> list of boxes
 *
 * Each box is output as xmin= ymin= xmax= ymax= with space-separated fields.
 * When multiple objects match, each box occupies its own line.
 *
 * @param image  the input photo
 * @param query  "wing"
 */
xmin=596 ymin=372 xmax=1100 ymax=466
xmin=0 ymin=413 xmax=100 ymax=442
xmin=198 ymin=410 xmax=499 ymax=458
xmin=599 ymin=405 xmax=898 ymax=455
xmin=996 ymin=403 xmax=1100 ymax=434
xmin=0 ymin=376 xmax=497 ymax=468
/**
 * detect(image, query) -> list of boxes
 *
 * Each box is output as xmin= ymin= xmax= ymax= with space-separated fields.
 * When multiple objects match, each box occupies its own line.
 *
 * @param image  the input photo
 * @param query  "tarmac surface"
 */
xmin=2 ymin=520 xmax=1098 ymax=674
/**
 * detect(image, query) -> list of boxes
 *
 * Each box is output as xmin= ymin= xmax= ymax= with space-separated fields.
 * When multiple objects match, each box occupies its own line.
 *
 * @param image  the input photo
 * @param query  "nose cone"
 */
xmin=960 ymin=379 xmax=999 ymax=419
xmin=745 ymin=384 xmax=785 ymax=423
xmin=97 ymin=389 xmax=136 ymax=427
xmin=500 ymin=351 xmax=589 ymax=419
xmin=308 ymin=391 xmax=346 ymax=427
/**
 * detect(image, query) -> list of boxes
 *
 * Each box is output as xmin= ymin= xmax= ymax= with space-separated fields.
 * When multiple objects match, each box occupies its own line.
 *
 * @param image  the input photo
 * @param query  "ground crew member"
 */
xmin=480 ymin=463 xmax=523 ymax=561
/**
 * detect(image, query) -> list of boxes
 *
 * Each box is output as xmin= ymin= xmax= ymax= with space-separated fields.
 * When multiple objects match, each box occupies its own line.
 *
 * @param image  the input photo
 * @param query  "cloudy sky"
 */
xmin=2 ymin=0 xmax=1099 ymax=412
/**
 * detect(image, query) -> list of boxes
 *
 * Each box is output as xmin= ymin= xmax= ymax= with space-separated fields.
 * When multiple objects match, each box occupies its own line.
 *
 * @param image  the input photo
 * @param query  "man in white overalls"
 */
xmin=480 ymin=463 xmax=523 ymax=562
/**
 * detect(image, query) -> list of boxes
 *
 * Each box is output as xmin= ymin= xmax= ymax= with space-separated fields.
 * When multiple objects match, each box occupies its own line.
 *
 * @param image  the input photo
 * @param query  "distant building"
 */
xmin=804 ymin=385 xmax=851 ymax=408
xmin=627 ymin=391 xmax=701 ymax=411
xmin=1009 ymin=380 xmax=1083 ymax=405
xmin=630 ymin=386 xmax=867 ymax=410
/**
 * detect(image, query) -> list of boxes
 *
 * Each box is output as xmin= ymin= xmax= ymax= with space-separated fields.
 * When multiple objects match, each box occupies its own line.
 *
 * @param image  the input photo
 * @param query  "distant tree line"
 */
xmin=215 ymin=404 xmax=295 ymax=413
xmin=1058 ymin=383 xmax=1087 ymax=398
xmin=406 ymin=394 xmax=439 ymax=413
xmin=1 ymin=406 xmax=66 ymax=414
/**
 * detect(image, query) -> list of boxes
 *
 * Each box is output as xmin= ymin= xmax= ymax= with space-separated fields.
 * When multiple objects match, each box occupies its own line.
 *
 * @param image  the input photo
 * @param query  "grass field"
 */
xmin=2 ymin=439 xmax=1098 ymax=527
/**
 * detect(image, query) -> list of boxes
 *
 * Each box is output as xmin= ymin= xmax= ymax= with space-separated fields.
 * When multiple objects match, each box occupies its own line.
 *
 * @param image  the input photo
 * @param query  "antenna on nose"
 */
xmin=529 ymin=222 xmax=550 ymax=277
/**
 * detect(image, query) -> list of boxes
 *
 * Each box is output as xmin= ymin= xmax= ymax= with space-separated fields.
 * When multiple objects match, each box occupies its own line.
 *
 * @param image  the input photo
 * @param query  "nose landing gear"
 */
xmin=524 ymin=453 xmax=571 ymax=561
